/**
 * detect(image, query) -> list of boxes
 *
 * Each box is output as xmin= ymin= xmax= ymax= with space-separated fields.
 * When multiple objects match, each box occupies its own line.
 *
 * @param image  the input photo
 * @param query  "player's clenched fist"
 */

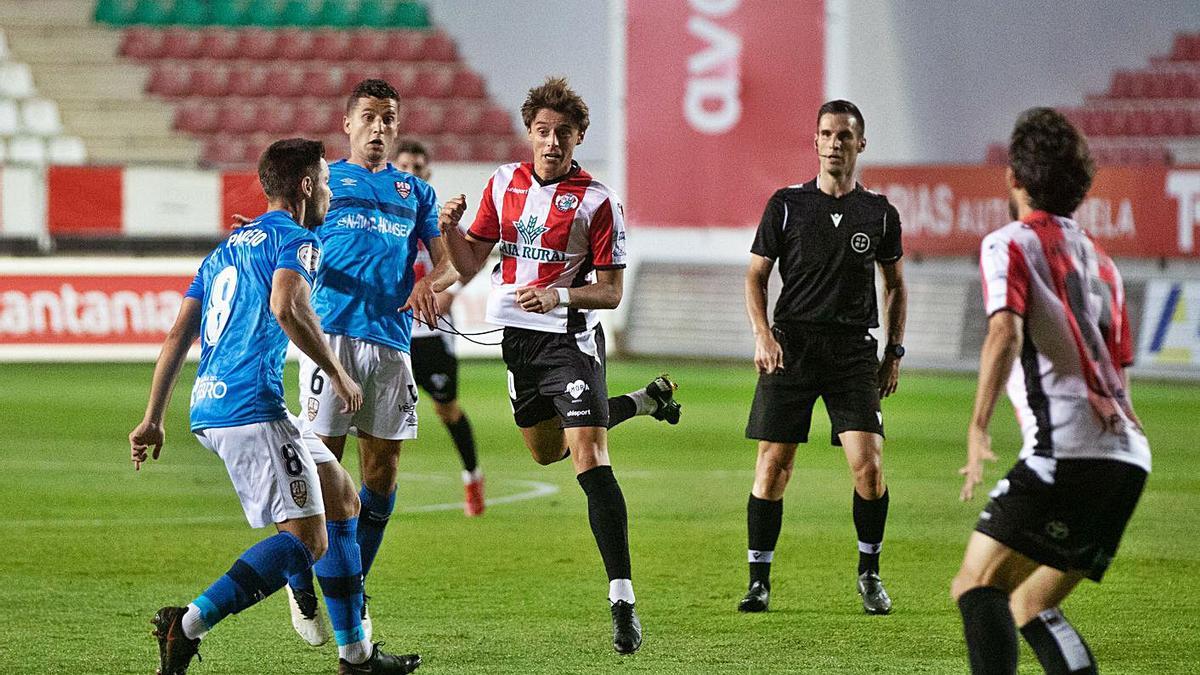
xmin=515 ymin=287 xmax=559 ymax=314
xmin=439 ymin=194 xmax=467 ymax=233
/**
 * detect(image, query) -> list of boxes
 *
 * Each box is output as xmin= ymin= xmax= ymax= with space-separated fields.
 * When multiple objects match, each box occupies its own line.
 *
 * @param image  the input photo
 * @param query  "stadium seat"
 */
xmin=261 ymin=100 xmax=299 ymax=134
xmin=293 ymin=102 xmax=343 ymax=134
xmin=384 ymin=65 xmax=419 ymax=96
xmin=147 ymin=63 xmax=193 ymax=96
xmin=432 ymin=135 xmax=472 ymax=162
xmin=442 ymin=104 xmax=482 ymax=135
xmin=311 ymin=31 xmax=352 ymax=61
xmin=47 ymin=136 xmax=88 ymax=165
xmin=238 ymin=29 xmax=279 ymax=61
xmin=386 ymin=31 xmax=426 ymax=61
xmin=392 ymin=2 xmax=430 ymax=28
xmin=209 ymin=0 xmax=246 ymax=26
xmin=130 ymin=0 xmax=172 ymax=26
xmin=20 ymin=99 xmax=63 ymax=136
xmin=405 ymin=104 xmax=444 ymax=135
xmin=175 ymin=100 xmax=221 ymax=133
xmin=343 ymin=66 xmax=387 ymax=91
xmin=274 ymin=29 xmax=316 ymax=60
xmin=356 ymin=0 xmax=392 ymax=28
xmin=0 ymin=63 xmax=36 ymax=98
xmin=119 ymin=27 xmax=165 ymax=58
xmin=161 ymin=27 xmax=204 ymax=59
xmin=7 ymin=136 xmax=46 ymax=165
xmin=202 ymin=135 xmax=250 ymax=167
xmin=479 ymin=106 xmax=516 ymax=135
xmin=171 ymin=0 xmax=210 ymax=26
xmin=0 ymin=99 xmax=19 ymax=136
xmin=347 ymin=30 xmax=391 ymax=62
xmin=219 ymin=100 xmax=261 ymax=134
xmin=300 ymin=66 xmax=344 ymax=98
xmin=280 ymin=0 xmax=319 ymax=27
xmin=470 ymin=136 xmax=510 ymax=163
xmin=192 ymin=66 xmax=232 ymax=97
xmin=414 ymin=67 xmax=454 ymax=99
xmin=198 ymin=28 xmax=240 ymax=60
xmin=263 ymin=63 xmax=307 ymax=98
xmin=423 ymin=32 xmax=458 ymax=61
xmin=317 ymin=0 xmax=356 ymax=28
xmin=246 ymin=0 xmax=285 ymax=27
xmin=228 ymin=65 xmax=269 ymax=97
xmin=452 ymin=68 xmax=487 ymax=99
xmin=94 ymin=0 xmax=129 ymax=25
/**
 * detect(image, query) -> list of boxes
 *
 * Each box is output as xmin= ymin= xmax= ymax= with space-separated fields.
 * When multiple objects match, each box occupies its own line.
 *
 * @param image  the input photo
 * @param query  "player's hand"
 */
xmin=229 ymin=213 xmax=253 ymax=229
xmin=129 ymin=420 xmax=165 ymax=471
xmin=439 ymin=195 xmax=467 ymax=233
xmin=754 ymin=332 xmax=784 ymax=374
xmin=435 ymin=290 xmax=455 ymax=316
xmin=959 ymin=425 xmax=998 ymax=501
xmin=515 ymin=287 xmax=558 ymax=314
xmin=402 ymin=277 xmax=440 ymax=331
xmin=330 ymin=370 xmax=363 ymax=414
xmin=877 ymin=354 xmax=900 ymax=398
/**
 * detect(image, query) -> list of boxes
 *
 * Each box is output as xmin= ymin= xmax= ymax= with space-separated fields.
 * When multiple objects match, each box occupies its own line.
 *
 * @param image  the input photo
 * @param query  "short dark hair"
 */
xmin=258 ymin=138 xmax=324 ymax=201
xmin=345 ymin=78 xmax=399 ymax=114
xmin=521 ymin=76 xmax=589 ymax=133
xmin=817 ymin=99 xmax=865 ymax=136
xmin=1009 ymin=107 xmax=1095 ymax=216
xmin=394 ymin=139 xmax=428 ymax=158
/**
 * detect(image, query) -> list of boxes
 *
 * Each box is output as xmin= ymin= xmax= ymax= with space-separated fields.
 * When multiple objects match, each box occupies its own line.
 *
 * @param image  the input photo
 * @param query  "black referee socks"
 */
xmin=1020 ymin=609 xmax=1098 ymax=674
xmin=958 ymin=586 xmax=1019 ymax=675
xmin=853 ymin=488 xmax=889 ymax=575
xmin=577 ymin=465 xmax=632 ymax=581
xmin=747 ymin=494 xmax=783 ymax=588
xmin=445 ymin=413 xmax=478 ymax=473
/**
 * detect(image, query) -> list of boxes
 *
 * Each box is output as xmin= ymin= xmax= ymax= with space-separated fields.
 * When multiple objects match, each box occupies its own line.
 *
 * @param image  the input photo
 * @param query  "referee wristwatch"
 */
xmin=885 ymin=344 xmax=906 ymax=359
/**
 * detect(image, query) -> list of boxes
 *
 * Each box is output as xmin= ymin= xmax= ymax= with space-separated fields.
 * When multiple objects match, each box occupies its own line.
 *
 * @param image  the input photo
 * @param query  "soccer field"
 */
xmin=1 ymin=361 xmax=1196 ymax=674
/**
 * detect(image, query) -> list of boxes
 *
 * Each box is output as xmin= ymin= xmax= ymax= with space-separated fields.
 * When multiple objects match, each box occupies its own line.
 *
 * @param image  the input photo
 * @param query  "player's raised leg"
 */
xmin=607 ymin=374 xmax=682 ymax=427
xmin=841 ymin=430 xmax=892 ymax=615
xmin=739 ymin=440 xmax=796 ymax=613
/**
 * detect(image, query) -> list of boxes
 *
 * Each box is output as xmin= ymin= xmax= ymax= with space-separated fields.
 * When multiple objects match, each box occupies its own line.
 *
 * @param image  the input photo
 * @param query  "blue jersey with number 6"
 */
xmin=185 ymin=210 xmax=321 ymax=432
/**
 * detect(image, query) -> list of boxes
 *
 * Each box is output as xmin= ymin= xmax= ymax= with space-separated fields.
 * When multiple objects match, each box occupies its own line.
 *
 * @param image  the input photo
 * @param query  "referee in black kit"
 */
xmin=737 ymin=100 xmax=908 ymax=616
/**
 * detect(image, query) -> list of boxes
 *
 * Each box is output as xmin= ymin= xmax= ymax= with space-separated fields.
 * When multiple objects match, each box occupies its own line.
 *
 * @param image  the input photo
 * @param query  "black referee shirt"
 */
xmin=751 ymin=179 xmax=902 ymax=331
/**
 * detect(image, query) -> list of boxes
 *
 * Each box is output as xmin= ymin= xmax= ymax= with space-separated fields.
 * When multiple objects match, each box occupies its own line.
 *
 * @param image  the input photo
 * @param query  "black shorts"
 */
xmin=975 ymin=457 xmax=1147 ymax=582
xmin=501 ymin=324 xmax=609 ymax=429
xmin=745 ymin=325 xmax=883 ymax=446
xmin=411 ymin=334 xmax=458 ymax=403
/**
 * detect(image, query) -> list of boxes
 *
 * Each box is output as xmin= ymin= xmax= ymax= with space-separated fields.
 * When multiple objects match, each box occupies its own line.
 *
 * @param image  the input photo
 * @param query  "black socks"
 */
xmin=747 ymin=494 xmax=783 ymax=588
xmin=607 ymin=395 xmax=638 ymax=429
xmin=1020 ymin=609 xmax=1098 ymax=674
xmin=577 ymin=465 xmax=632 ymax=581
xmin=853 ymin=488 xmax=889 ymax=575
xmin=446 ymin=413 xmax=478 ymax=473
xmin=958 ymin=586 xmax=1019 ymax=675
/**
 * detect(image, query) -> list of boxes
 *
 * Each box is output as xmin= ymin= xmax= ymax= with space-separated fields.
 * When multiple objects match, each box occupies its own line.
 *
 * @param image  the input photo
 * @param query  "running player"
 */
xmin=129 ymin=138 xmax=421 ymax=674
xmin=392 ymin=139 xmax=486 ymax=517
xmin=285 ymin=79 xmax=450 ymax=645
xmin=953 ymin=108 xmax=1149 ymax=675
xmin=740 ymin=100 xmax=907 ymax=616
xmin=438 ymin=77 xmax=682 ymax=655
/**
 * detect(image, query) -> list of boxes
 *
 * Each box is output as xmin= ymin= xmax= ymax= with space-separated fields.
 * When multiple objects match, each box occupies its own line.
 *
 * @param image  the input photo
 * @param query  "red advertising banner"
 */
xmin=0 ymin=272 xmax=191 ymax=345
xmin=625 ymin=0 xmax=824 ymax=228
xmin=859 ymin=165 xmax=1200 ymax=258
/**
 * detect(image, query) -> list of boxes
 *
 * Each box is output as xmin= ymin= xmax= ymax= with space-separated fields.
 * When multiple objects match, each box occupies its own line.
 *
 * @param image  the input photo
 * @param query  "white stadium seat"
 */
xmin=0 ymin=98 xmax=18 ymax=135
xmin=47 ymin=135 xmax=87 ymax=164
xmin=20 ymin=98 xmax=62 ymax=135
xmin=7 ymin=135 xmax=45 ymax=164
xmin=0 ymin=62 xmax=34 ymax=98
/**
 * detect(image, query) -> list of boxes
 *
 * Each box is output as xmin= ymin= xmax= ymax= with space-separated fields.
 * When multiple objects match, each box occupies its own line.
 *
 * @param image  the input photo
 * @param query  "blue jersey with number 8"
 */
xmin=185 ymin=210 xmax=321 ymax=432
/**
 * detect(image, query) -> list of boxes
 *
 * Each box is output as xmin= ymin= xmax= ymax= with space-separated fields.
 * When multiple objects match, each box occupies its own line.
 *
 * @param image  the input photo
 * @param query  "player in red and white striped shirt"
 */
xmin=439 ymin=78 xmax=682 ymax=656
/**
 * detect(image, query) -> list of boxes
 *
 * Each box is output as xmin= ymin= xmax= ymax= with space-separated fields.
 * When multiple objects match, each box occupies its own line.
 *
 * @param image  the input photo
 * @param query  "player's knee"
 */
xmin=296 ymin=527 xmax=328 ymax=562
xmin=434 ymin=401 xmax=462 ymax=425
xmin=853 ymin=465 xmax=885 ymax=497
xmin=530 ymin=446 xmax=564 ymax=465
xmin=951 ymin=568 xmax=992 ymax=603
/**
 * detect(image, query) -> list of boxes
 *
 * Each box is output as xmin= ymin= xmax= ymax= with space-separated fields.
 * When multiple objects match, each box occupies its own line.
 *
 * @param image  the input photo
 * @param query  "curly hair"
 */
xmin=520 ymin=77 xmax=589 ymax=133
xmin=345 ymin=78 xmax=399 ymax=113
xmin=1009 ymin=107 xmax=1095 ymax=216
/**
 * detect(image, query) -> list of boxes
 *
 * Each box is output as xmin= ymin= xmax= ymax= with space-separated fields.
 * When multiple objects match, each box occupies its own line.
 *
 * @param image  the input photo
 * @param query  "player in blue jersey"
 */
xmin=129 ymin=139 xmax=422 ymax=675
xmin=285 ymin=79 xmax=453 ymax=644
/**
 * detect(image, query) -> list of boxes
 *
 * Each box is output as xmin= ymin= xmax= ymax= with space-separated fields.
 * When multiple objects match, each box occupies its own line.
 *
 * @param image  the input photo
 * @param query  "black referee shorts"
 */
xmin=975 ymin=457 xmax=1147 ymax=582
xmin=411 ymin=333 xmax=458 ymax=404
xmin=745 ymin=325 xmax=883 ymax=446
xmin=501 ymin=324 xmax=609 ymax=429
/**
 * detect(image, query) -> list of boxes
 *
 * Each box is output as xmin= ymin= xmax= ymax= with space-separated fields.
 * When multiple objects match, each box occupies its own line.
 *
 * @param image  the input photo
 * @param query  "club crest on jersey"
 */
xmin=307 ymin=397 xmax=320 ymax=421
xmin=297 ymin=243 xmax=321 ymax=273
xmin=514 ymin=215 xmax=548 ymax=245
xmin=565 ymin=379 xmax=589 ymax=401
xmin=554 ymin=193 xmax=580 ymax=212
xmin=290 ymin=480 xmax=309 ymax=507
xmin=851 ymin=232 xmax=871 ymax=253
xmin=395 ymin=181 xmax=412 ymax=199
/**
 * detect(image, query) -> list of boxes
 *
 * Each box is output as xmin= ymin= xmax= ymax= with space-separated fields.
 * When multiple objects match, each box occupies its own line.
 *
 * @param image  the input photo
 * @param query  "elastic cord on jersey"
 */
xmin=414 ymin=315 xmax=504 ymax=346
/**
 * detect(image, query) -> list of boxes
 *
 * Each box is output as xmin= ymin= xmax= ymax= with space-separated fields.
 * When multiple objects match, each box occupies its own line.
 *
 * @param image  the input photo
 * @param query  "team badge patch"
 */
xmin=290 ymin=480 xmax=309 ymax=508
xmin=307 ymin=397 xmax=320 ymax=421
xmin=395 ymin=181 xmax=412 ymax=199
xmin=297 ymin=243 xmax=321 ymax=273
xmin=565 ymin=379 xmax=590 ymax=401
xmin=851 ymin=232 xmax=871 ymax=253
xmin=554 ymin=193 xmax=580 ymax=212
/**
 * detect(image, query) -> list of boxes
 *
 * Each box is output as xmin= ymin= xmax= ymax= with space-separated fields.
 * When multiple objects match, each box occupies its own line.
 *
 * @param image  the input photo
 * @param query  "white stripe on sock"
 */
xmin=339 ymin=638 xmax=373 ymax=665
xmin=858 ymin=541 xmax=883 ymax=554
xmin=748 ymin=549 xmax=774 ymax=563
xmin=1039 ymin=608 xmax=1090 ymax=671
xmin=609 ymin=578 xmax=635 ymax=604
xmin=626 ymin=389 xmax=655 ymax=416
xmin=181 ymin=603 xmax=209 ymax=640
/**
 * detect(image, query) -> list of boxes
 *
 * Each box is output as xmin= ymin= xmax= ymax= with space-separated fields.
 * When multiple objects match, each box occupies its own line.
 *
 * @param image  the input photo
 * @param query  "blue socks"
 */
xmin=316 ymin=518 xmax=368 ymax=649
xmin=193 ymin=531 xmax=313 ymax=631
xmin=357 ymin=485 xmax=396 ymax=581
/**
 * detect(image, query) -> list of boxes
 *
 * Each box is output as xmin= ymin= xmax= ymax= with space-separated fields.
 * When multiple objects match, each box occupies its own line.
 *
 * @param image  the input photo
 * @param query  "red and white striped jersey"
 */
xmin=980 ymin=211 xmax=1150 ymax=472
xmin=468 ymin=161 xmax=627 ymax=334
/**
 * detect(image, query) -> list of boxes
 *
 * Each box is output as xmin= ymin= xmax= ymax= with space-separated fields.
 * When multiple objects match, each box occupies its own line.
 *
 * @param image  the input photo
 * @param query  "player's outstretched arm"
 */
xmin=877 ymin=260 xmax=908 ymax=397
xmin=745 ymin=254 xmax=783 ymax=374
xmin=515 ymin=268 xmax=623 ymax=314
xmin=439 ymin=195 xmax=494 ymax=279
xmin=960 ymin=311 xmax=1023 ymax=500
xmin=130 ymin=297 xmax=201 ymax=470
xmin=270 ymin=269 xmax=363 ymax=414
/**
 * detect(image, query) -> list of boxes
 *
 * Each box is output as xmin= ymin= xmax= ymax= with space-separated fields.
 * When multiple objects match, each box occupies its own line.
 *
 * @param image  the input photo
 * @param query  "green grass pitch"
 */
xmin=0 ymin=360 xmax=1196 ymax=674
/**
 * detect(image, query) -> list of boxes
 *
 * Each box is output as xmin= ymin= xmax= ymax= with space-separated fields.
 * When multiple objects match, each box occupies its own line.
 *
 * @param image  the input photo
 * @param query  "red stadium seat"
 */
xmin=347 ymin=30 xmax=390 ymax=62
xmin=423 ymin=31 xmax=457 ymax=62
xmin=275 ymin=29 xmax=316 ymax=60
xmin=192 ymin=65 xmax=231 ymax=97
xmin=260 ymin=100 xmax=298 ymax=134
xmin=311 ymin=31 xmax=352 ymax=61
xmin=385 ymin=31 xmax=426 ymax=62
xmin=146 ymin=63 xmax=193 ymax=97
xmin=219 ymin=100 xmax=262 ymax=135
xmin=161 ymin=27 xmax=203 ymax=59
xmin=384 ymin=65 xmax=419 ymax=96
xmin=228 ymin=65 xmax=269 ymax=97
xmin=432 ymin=135 xmax=472 ymax=162
xmin=322 ymin=133 xmax=350 ymax=159
xmin=238 ymin=29 xmax=279 ymax=61
xmin=202 ymin=135 xmax=250 ymax=168
xmin=479 ymin=106 xmax=515 ymax=135
xmin=301 ymin=66 xmax=344 ymax=98
xmin=451 ymin=68 xmax=486 ymax=99
xmin=263 ymin=63 xmax=307 ymax=98
xmin=174 ymin=100 xmax=220 ymax=133
xmin=414 ymin=67 xmax=453 ymax=99
xmin=442 ymin=103 xmax=482 ymax=135
xmin=294 ymin=102 xmax=343 ymax=134
xmin=198 ymin=28 xmax=239 ymax=60
xmin=404 ymin=104 xmax=444 ymax=135
xmin=120 ymin=27 xmax=165 ymax=59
